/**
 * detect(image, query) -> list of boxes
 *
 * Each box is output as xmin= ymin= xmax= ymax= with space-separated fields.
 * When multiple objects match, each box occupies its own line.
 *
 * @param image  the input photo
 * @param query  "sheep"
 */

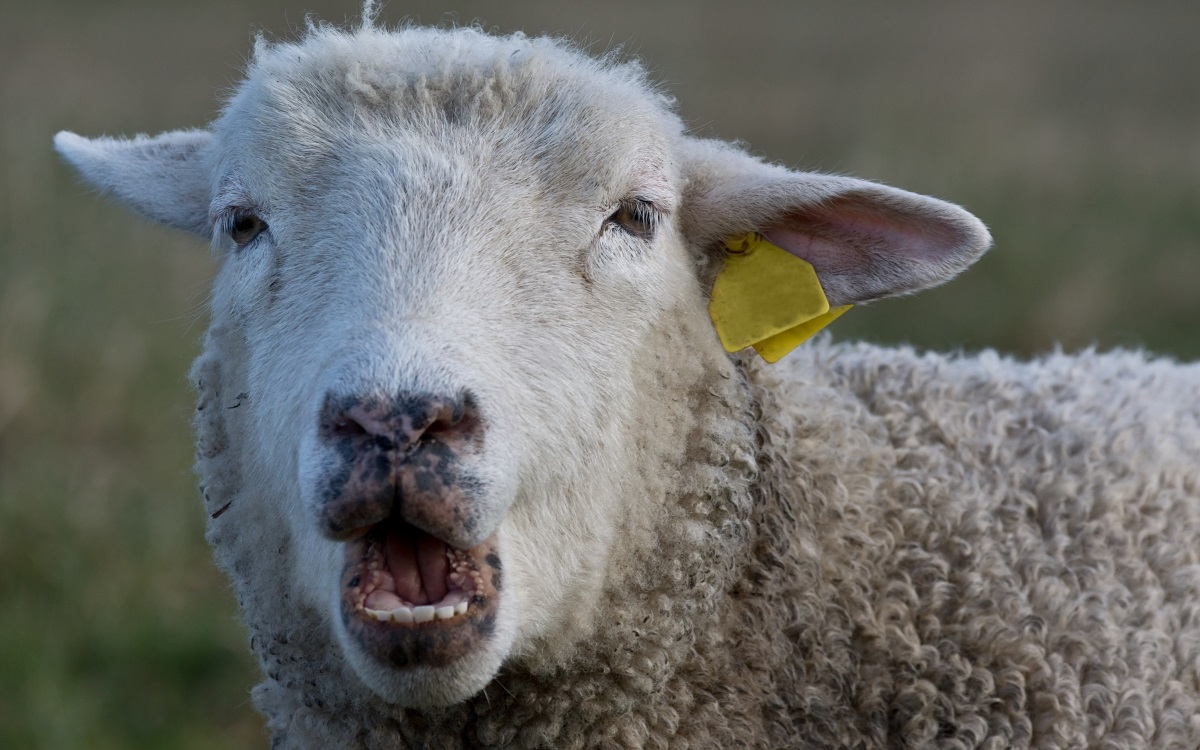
xmin=54 ymin=11 xmax=1200 ymax=750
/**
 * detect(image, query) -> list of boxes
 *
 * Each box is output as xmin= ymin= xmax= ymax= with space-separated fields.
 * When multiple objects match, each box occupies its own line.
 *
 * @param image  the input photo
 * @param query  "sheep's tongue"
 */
xmin=385 ymin=524 xmax=449 ymax=605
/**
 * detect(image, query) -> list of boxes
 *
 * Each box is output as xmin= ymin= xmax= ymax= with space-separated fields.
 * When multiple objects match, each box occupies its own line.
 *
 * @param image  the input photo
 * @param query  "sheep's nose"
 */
xmin=315 ymin=391 xmax=484 ymax=540
xmin=319 ymin=392 xmax=480 ymax=454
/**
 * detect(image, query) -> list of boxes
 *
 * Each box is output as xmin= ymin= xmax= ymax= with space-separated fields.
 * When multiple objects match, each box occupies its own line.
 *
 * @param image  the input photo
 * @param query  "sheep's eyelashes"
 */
xmin=230 ymin=213 xmax=268 ymax=247
xmin=605 ymin=199 xmax=656 ymax=241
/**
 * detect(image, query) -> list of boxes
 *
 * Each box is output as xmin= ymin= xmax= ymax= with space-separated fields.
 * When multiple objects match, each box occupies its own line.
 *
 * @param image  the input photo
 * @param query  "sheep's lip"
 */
xmin=339 ymin=521 xmax=501 ymax=669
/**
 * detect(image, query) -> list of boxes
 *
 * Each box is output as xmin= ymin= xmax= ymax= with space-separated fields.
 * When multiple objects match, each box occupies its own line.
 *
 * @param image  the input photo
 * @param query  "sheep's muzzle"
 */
xmin=317 ymin=391 xmax=502 ymax=667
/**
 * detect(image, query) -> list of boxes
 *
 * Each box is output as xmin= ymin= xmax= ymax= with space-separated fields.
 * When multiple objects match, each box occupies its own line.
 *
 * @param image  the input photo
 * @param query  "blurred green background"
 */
xmin=2 ymin=0 xmax=1198 ymax=747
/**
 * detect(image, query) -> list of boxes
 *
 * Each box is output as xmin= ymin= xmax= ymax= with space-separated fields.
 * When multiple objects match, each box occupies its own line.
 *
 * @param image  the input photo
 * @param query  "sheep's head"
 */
xmin=55 ymin=23 xmax=989 ymax=709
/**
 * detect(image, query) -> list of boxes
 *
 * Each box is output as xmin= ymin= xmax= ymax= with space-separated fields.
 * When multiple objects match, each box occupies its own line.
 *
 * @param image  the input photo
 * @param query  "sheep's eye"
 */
xmin=230 ymin=213 xmax=268 ymax=247
xmin=605 ymin=199 xmax=657 ymax=241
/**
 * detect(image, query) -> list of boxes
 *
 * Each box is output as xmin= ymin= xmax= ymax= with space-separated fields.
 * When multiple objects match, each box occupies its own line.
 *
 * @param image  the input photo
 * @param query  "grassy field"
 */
xmin=2 ymin=0 xmax=1198 ymax=747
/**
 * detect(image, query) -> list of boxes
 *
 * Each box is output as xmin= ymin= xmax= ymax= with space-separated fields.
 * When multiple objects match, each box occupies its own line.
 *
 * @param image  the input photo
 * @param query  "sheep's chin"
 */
xmin=343 ymin=649 xmax=506 ymax=707
xmin=333 ymin=524 xmax=515 ymax=706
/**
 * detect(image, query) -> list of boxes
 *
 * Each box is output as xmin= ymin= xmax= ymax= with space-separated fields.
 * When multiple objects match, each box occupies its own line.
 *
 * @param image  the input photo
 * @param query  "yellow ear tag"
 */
xmin=708 ymin=233 xmax=852 ymax=363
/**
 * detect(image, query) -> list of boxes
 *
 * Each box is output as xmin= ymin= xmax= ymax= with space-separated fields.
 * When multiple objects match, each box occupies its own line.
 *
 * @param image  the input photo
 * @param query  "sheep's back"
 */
xmin=753 ymin=341 xmax=1200 ymax=749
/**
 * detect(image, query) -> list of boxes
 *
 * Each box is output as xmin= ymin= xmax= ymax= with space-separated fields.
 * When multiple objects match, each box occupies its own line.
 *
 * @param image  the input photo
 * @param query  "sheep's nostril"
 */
xmin=425 ymin=411 xmax=480 ymax=449
xmin=322 ymin=403 xmax=390 ymax=443
xmin=330 ymin=416 xmax=368 ymax=439
xmin=424 ymin=394 xmax=484 ymax=450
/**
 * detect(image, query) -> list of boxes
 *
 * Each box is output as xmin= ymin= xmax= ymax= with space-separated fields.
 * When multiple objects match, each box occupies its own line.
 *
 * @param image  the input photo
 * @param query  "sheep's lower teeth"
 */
xmin=365 ymin=600 xmax=470 ymax=623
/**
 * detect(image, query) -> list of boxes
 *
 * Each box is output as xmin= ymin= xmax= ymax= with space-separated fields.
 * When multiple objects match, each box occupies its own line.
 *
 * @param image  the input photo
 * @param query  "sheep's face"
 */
xmin=56 ymin=24 xmax=990 ymax=712
xmin=200 ymin=32 xmax=700 ymax=707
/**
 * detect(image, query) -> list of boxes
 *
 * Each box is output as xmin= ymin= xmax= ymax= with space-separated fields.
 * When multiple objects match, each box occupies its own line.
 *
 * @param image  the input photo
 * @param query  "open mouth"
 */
xmin=340 ymin=520 xmax=501 ymax=668
xmin=353 ymin=522 xmax=482 ymax=622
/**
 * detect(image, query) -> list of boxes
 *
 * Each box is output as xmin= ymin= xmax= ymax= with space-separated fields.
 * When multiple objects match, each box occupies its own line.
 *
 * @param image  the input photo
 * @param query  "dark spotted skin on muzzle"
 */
xmin=317 ymin=393 xmax=487 ymax=546
xmin=319 ymin=441 xmax=395 ymax=539
xmin=395 ymin=440 xmax=484 ymax=543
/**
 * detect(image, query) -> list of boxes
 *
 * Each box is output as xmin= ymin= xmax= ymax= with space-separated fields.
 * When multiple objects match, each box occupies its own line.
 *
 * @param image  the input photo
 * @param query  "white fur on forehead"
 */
xmin=227 ymin=23 xmax=678 ymax=140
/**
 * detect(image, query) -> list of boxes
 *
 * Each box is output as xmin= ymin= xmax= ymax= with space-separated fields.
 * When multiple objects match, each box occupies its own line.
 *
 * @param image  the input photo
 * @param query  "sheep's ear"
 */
xmin=680 ymin=138 xmax=991 ymax=306
xmin=54 ymin=130 xmax=213 ymax=236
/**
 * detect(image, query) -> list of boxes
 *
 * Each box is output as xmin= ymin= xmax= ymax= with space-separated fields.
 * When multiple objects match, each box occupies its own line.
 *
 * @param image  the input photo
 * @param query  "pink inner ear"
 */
xmin=762 ymin=227 xmax=864 ymax=275
xmin=762 ymin=196 xmax=961 ymax=276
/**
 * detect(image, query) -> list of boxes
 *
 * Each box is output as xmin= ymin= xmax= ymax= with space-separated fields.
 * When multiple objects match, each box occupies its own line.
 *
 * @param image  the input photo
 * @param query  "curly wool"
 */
xmin=194 ymin=322 xmax=1200 ymax=748
xmin=748 ymin=341 xmax=1200 ymax=748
